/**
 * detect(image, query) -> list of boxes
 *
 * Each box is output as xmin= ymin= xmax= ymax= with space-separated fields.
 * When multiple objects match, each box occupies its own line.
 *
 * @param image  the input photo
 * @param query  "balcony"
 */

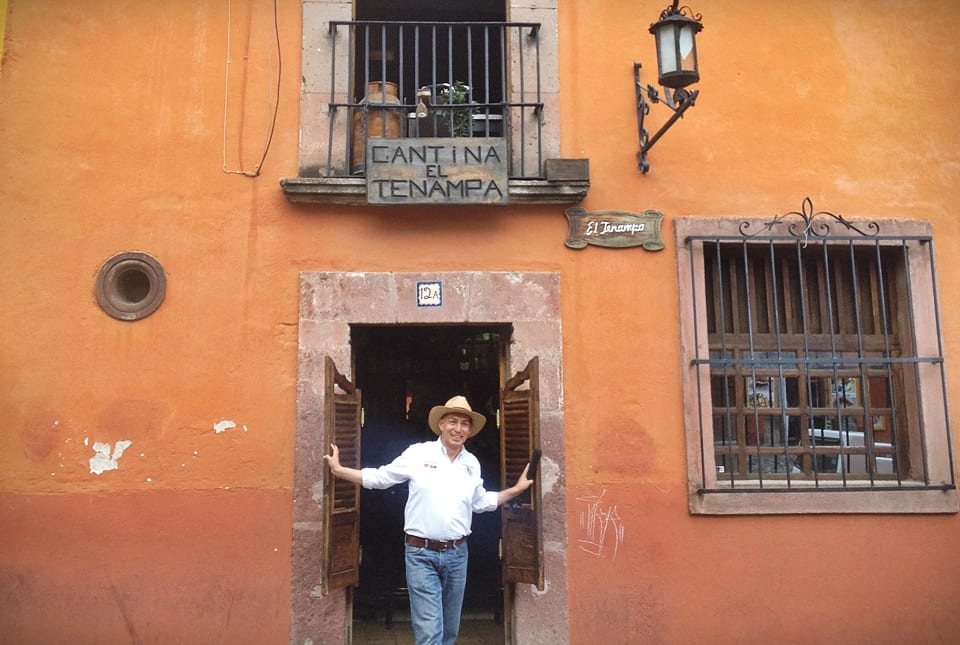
xmin=281 ymin=19 xmax=588 ymax=205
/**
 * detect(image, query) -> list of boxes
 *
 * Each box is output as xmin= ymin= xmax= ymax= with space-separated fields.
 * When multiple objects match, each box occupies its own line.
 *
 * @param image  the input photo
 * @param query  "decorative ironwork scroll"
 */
xmin=564 ymin=208 xmax=665 ymax=250
xmin=740 ymin=197 xmax=880 ymax=241
xmin=657 ymin=2 xmax=702 ymax=22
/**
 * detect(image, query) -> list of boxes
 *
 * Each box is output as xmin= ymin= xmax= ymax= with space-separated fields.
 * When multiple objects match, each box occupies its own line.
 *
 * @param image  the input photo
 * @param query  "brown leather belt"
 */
xmin=404 ymin=533 xmax=467 ymax=552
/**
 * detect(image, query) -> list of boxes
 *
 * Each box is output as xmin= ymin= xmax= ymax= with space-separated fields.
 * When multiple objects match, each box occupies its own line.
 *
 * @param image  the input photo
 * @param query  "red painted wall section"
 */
xmin=1 ymin=490 xmax=290 ymax=643
xmin=1 ymin=0 xmax=959 ymax=643
xmin=566 ymin=484 xmax=960 ymax=643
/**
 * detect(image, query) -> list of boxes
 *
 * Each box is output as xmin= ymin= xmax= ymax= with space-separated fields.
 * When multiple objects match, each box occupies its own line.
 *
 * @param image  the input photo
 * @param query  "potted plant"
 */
xmin=437 ymin=81 xmax=474 ymax=137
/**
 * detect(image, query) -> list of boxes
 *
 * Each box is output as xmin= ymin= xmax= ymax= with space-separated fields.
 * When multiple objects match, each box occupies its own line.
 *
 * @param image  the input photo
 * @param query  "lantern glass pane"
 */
xmin=657 ymin=23 xmax=678 ymax=74
xmin=679 ymin=24 xmax=696 ymax=71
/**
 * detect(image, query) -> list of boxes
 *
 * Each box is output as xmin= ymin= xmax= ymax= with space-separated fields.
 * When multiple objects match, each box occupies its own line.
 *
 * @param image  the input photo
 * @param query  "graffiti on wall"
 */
xmin=577 ymin=489 xmax=625 ymax=560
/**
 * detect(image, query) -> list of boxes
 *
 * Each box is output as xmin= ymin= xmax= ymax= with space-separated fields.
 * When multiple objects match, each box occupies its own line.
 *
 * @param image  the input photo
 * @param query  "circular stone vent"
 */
xmin=95 ymin=252 xmax=166 ymax=321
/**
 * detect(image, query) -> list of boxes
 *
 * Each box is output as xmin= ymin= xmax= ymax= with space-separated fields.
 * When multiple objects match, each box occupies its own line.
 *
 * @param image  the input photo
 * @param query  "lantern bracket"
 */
xmin=634 ymin=62 xmax=699 ymax=174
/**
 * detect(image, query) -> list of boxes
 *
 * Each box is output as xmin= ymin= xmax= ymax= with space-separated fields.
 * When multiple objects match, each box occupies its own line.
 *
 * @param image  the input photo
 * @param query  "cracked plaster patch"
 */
xmin=214 ymin=420 xmax=248 ymax=434
xmin=540 ymin=455 xmax=559 ymax=495
xmin=89 ymin=440 xmax=133 ymax=475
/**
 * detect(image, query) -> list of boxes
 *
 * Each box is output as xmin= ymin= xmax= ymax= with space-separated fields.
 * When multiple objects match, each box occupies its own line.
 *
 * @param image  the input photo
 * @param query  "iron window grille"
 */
xmin=681 ymin=201 xmax=955 ymax=498
xmin=322 ymin=20 xmax=544 ymax=179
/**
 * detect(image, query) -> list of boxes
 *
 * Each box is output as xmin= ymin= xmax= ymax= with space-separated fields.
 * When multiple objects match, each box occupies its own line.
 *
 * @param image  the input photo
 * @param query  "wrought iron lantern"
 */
xmin=651 ymin=1 xmax=702 ymax=89
xmin=635 ymin=1 xmax=703 ymax=173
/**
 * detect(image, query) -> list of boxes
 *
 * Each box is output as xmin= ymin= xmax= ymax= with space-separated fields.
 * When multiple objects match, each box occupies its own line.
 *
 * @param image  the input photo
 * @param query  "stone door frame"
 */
xmin=291 ymin=271 xmax=567 ymax=644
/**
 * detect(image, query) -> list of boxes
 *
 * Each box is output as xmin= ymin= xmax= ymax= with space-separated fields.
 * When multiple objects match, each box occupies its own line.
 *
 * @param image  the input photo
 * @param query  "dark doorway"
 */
xmin=350 ymin=324 xmax=509 ymax=632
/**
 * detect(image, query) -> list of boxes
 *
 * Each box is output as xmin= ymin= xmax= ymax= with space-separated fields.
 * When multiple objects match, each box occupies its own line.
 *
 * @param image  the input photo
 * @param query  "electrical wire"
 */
xmin=222 ymin=0 xmax=281 ymax=177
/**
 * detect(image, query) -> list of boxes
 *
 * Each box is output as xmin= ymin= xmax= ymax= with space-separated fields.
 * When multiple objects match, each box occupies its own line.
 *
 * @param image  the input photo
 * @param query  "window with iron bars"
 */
xmin=321 ymin=19 xmax=544 ymax=179
xmin=675 ymin=207 xmax=957 ymax=515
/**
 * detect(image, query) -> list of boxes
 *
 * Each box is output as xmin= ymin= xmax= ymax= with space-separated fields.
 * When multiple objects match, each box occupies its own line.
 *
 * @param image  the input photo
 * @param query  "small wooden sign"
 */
xmin=563 ymin=207 xmax=665 ymax=250
xmin=366 ymin=138 xmax=509 ymax=205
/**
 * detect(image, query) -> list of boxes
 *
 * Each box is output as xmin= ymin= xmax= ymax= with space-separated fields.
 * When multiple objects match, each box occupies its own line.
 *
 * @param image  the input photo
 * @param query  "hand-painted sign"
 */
xmin=563 ymin=207 xmax=665 ymax=250
xmin=366 ymin=138 xmax=509 ymax=205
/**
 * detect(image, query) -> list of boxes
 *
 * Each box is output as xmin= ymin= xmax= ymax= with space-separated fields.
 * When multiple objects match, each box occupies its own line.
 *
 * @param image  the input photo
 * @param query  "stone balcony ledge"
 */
xmin=280 ymin=159 xmax=589 ymax=206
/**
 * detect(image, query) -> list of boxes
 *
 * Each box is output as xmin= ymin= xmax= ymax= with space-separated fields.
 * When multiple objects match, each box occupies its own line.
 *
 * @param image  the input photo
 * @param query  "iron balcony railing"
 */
xmin=323 ymin=20 xmax=544 ymax=179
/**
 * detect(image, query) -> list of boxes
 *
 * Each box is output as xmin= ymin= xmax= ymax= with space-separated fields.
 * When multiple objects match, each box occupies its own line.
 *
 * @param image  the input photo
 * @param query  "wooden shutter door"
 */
xmin=500 ymin=356 xmax=544 ymax=590
xmin=321 ymin=355 xmax=362 ymax=595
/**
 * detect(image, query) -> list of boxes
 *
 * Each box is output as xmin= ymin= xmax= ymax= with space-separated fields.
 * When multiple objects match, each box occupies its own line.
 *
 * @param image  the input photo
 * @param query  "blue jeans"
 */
xmin=404 ymin=540 xmax=469 ymax=645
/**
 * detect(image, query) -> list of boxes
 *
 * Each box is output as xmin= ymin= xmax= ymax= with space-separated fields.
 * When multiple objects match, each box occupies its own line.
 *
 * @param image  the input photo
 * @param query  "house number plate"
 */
xmin=417 ymin=281 xmax=442 ymax=307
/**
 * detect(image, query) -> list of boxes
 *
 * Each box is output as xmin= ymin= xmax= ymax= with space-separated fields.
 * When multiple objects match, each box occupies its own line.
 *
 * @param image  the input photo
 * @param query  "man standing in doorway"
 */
xmin=324 ymin=395 xmax=534 ymax=645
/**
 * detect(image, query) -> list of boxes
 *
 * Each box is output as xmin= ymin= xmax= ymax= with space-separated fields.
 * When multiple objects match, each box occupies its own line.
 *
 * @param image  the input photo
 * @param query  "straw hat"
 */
xmin=428 ymin=395 xmax=486 ymax=438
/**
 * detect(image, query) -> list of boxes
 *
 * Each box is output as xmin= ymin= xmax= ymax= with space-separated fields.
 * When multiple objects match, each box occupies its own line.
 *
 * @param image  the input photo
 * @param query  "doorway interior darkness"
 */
xmin=356 ymin=0 xmax=504 ymax=21
xmin=350 ymin=323 xmax=510 ymax=627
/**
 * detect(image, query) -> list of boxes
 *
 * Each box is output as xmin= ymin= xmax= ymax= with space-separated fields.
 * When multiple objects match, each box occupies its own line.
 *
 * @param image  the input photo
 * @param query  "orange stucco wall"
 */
xmin=1 ymin=1 xmax=959 ymax=643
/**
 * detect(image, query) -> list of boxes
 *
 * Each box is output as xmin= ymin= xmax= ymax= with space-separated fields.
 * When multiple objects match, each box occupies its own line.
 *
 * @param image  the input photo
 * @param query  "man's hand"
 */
xmin=322 ymin=443 xmax=341 ymax=470
xmin=323 ymin=443 xmax=363 ymax=484
xmin=515 ymin=462 xmax=535 ymax=492
xmin=497 ymin=461 xmax=536 ymax=507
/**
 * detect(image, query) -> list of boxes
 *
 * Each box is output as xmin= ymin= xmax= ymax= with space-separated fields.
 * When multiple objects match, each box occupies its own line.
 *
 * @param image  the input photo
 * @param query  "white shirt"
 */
xmin=361 ymin=438 xmax=498 ymax=540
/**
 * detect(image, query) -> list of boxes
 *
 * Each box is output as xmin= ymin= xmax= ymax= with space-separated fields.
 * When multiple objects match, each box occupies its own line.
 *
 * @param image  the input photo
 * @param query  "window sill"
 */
xmin=280 ymin=176 xmax=589 ymax=206
xmin=690 ymin=483 xmax=958 ymax=515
